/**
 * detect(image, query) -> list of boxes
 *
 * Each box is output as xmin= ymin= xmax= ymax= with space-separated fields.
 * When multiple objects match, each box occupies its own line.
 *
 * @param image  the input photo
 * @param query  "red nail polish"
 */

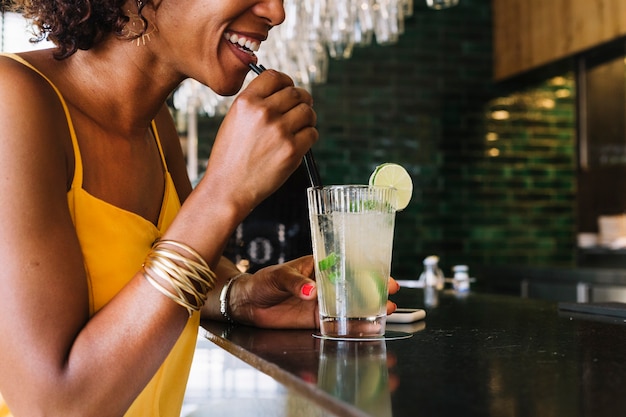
xmin=301 ymin=283 xmax=315 ymax=296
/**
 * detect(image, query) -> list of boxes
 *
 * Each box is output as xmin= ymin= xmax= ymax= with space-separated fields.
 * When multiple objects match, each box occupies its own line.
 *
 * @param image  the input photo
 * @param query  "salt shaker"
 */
xmin=419 ymin=256 xmax=444 ymax=307
xmin=452 ymin=265 xmax=470 ymax=292
xmin=418 ymin=256 xmax=444 ymax=288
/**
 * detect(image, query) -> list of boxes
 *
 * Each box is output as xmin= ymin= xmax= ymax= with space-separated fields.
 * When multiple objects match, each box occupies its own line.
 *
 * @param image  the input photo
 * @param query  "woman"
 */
xmin=0 ymin=1 xmax=398 ymax=416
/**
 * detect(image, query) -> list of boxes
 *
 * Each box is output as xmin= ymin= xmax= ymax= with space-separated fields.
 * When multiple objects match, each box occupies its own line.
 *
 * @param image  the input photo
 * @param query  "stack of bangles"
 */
xmin=142 ymin=239 xmax=217 ymax=317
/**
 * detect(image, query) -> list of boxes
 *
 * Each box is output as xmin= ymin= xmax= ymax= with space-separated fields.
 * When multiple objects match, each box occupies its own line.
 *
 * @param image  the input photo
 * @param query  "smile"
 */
xmin=223 ymin=32 xmax=260 ymax=55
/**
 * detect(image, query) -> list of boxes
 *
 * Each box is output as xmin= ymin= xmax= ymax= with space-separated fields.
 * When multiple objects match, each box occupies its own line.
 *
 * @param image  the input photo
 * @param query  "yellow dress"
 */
xmin=0 ymin=53 xmax=198 ymax=417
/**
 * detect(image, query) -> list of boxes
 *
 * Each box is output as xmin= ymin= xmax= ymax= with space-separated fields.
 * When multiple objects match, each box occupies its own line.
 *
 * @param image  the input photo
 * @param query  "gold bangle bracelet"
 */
xmin=143 ymin=272 xmax=198 ymax=316
xmin=142 ymin=239 xmax=217 ymax=317
xmin=152 ymin=240 xmax=217 ymax=291
xmin=144 ymin=255 xmax=206 ymax=308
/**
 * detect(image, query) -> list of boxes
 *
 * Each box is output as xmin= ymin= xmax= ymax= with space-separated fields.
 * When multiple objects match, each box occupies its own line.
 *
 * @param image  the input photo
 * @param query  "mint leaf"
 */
xmin=318 ymin=252 xmax=339 ymax=271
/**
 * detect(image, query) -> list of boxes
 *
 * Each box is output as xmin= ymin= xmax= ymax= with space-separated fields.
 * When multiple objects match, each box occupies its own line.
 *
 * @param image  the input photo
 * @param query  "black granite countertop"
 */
xmin=201 ymin=289 xmax=626 ymax=417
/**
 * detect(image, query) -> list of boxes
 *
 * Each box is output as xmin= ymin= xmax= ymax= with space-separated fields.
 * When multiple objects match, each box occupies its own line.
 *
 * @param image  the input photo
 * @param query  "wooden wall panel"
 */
xmin=493 ymin=0 xmax=626 ymax=80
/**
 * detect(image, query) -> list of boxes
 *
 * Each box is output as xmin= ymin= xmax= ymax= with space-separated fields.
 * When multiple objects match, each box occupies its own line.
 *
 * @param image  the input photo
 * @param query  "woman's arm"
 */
xmin=154 ymin=105 xmax=318 ymax=326
xmin=0 ymin=57 xmax=192 ymax=417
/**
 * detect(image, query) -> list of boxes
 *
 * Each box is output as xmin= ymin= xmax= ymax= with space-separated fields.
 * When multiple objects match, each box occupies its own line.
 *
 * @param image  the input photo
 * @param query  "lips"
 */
xmin=223 ymin=32 xmax=260 ymax=55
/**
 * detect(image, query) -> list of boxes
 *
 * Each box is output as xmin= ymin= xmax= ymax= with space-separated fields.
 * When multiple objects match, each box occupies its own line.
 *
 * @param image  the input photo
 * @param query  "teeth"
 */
xmin=224 ymin=32 xmax=260 ymax=53
xmin=246 ymin=40 xmax=260 ymax=52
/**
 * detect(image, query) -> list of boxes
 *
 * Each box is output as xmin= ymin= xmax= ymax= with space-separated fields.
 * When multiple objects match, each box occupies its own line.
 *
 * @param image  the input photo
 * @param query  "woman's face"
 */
xmin=150 ymin=0 xmax=285 ymax=95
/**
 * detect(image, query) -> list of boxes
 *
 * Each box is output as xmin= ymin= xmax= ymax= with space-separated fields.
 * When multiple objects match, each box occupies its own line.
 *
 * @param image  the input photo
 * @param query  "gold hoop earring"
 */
xmin=123 ymin=0 xmax=158 ymax=46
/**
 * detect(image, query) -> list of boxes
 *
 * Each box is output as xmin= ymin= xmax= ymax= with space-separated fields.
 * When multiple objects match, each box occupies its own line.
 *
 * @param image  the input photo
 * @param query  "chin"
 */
xmin=218 ymin=87 xmax=242 ymax=97
xmin=212 ymin=79 xmax=246 ymax=97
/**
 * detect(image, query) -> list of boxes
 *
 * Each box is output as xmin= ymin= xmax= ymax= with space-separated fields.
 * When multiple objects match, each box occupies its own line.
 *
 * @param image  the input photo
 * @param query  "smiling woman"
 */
xmin=0 ymin=0 xmax=327 ymax=416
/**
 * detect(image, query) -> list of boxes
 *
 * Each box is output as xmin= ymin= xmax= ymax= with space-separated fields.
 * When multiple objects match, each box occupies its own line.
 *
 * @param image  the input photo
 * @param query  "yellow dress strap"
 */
xmin=1 ymin=53 xmax=170 ymax=182
xmin=150 ymin=120 xmax=169 ymax=173
xmin=0 ymin=53 xmax=84 ymax=189
xmin=0 ymin=391 xmax=10 ymax=417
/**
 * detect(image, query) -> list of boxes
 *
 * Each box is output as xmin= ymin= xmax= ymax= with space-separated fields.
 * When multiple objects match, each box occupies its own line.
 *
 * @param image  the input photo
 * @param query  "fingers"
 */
xmin=269 ymin=86 xmax=314 ymax=113
xmin=299 ymin=282 xmax=317 ymax=300
xmin=388 ymin=277 xmax=400 ymax=295
xmin=282 ymin=255 xmax=317 ymax=301
xmin=245 ymin=69 xmax=295 ymax=97
xmin=268 ymin=86 xmax=316 ymax=139
xmin=246 ymin=70 xmax=317 ymax=138
xmin=387 ymin=278 xmax=399 ymax=314
xmin=290 ymin=104 xmax=317 ymax=137
xmin=285 ymin=255 xmax=315 ymax=278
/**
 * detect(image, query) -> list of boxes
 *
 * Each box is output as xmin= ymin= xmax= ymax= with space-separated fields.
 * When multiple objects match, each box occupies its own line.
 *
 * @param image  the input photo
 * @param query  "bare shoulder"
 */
xmin=0 ymin=54 xmax=77 ymax=196
xmin=0 ymin=52 xmax=80 ymax=276
xmin=0 ymin=52 xmax=72 ymax=152
xmin=154 ymin=103 xmax=192 ymax=202
xmin=0 ymin=52 xmax=74 ymax=199
xmin=0 ymin=52 xmax=64 ymax=110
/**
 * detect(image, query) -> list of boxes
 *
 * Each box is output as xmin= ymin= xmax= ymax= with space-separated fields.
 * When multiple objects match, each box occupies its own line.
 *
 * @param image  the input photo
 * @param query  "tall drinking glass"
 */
xmin=307 ymin=185 xmax=397 ymax=339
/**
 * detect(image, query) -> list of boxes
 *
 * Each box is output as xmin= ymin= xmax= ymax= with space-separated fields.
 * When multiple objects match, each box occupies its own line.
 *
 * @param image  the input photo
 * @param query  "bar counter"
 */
xmin=198 ymin=288 xmax=626 ymax=417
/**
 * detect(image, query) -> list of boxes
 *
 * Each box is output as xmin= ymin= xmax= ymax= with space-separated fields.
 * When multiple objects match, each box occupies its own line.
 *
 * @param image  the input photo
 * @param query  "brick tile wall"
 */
xmin=190 ymin=0 xmax=578 ymax=282
xmin=309 ymin=0 xmax=577 ymax=280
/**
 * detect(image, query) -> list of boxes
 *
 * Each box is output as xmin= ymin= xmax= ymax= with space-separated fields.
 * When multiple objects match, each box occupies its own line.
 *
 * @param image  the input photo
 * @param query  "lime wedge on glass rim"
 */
xmin=368 ymin=163 xmax=413 ymax=210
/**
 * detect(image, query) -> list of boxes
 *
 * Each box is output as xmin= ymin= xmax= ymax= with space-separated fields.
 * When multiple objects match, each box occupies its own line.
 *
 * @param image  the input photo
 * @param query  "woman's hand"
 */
xmin=387 ymin=278 xmax=400 ymax=314
xmin=164 ymin=71 xmax=318 ymax=264
xmin=227 ymin=255 xmax=400 ymax=329
xmin=229 ymin=255 xmax=319 ymax=329
xmin=199 ymin=70 xmax=318 ymax=215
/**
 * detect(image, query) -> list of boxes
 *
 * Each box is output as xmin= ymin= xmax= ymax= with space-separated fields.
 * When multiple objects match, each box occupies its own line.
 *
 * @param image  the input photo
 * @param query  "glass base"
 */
xmin=313 ymin=330 xmax=413 ymax=341
xmin=319 ymin=316 xmax=385 ymax=339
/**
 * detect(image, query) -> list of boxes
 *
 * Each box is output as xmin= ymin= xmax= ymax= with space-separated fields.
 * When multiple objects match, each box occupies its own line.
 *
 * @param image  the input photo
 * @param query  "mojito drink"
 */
xmin=308 ymin=185 xmax=397 ymax=338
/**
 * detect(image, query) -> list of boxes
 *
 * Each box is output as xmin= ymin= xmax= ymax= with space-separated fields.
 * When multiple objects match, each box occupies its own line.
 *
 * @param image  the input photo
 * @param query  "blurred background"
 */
xmin=6 ymin=0 xmax=626 ymax=301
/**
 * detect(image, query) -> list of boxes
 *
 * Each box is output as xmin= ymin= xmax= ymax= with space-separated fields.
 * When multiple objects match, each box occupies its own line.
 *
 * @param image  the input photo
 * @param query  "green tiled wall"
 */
xmin=308 ymin=0 xmax=577 ymax=279
xmin=191 ymin=0 xmax=578 ymax=281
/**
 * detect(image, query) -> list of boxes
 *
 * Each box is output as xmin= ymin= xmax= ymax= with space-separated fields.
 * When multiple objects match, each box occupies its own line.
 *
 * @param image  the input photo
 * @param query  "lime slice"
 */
xmin=355 ymin=270 xmax=386 ymax=311
xmin=368 ymin=163 xmax=413 ymax=210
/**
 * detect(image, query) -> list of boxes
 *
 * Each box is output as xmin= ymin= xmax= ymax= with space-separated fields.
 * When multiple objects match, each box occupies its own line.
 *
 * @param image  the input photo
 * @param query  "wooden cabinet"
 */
xmin=492 ymin=0 xmax=626 ymax=80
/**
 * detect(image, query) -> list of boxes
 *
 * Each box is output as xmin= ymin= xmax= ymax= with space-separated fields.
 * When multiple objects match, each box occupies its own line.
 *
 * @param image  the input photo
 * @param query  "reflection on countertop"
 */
xmin=182 ymin=336 xmax=337 ymax=417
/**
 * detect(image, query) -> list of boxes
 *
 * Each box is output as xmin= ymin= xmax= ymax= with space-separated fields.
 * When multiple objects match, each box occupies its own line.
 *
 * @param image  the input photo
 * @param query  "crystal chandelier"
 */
xmin=173 ymin=0 xmax=458 ymax=180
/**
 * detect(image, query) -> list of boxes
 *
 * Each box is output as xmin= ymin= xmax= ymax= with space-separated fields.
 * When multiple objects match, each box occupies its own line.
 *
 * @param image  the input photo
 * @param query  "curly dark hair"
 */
xmin=9 ymin=0 xmax=148 ymax=59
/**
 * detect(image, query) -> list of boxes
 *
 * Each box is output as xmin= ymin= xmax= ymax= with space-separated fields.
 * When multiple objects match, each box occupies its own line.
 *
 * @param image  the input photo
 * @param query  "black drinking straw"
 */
xmin=249 ymin=63 xmax=323 ymax=188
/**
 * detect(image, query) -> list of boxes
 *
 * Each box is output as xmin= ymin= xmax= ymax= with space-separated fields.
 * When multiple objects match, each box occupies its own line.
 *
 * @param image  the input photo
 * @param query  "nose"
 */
xmin=254 ymin=0 xmax=286 ymax=27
